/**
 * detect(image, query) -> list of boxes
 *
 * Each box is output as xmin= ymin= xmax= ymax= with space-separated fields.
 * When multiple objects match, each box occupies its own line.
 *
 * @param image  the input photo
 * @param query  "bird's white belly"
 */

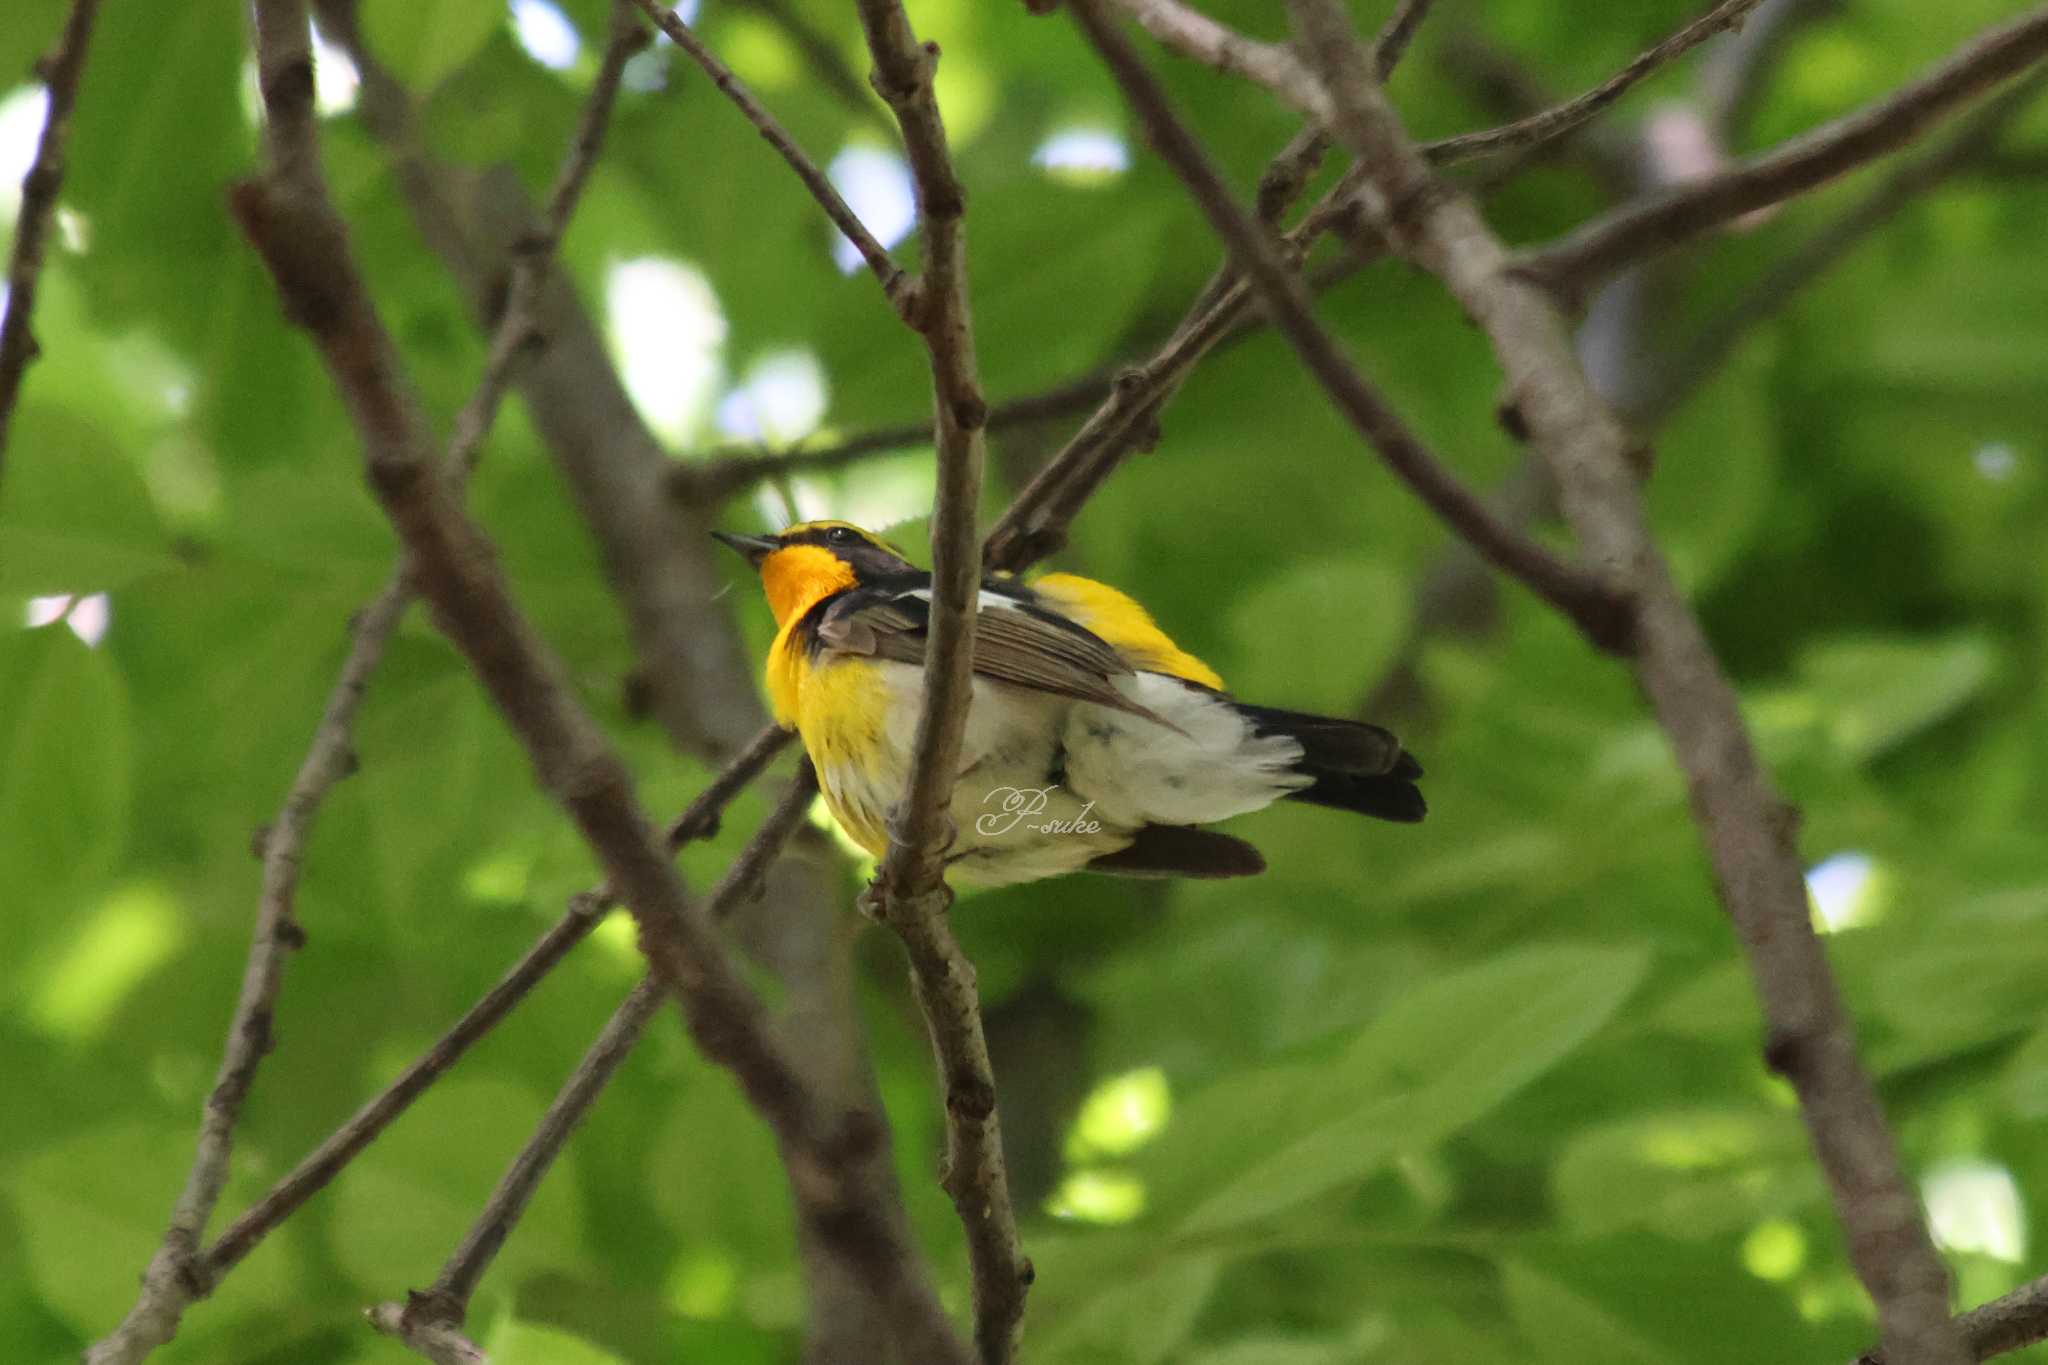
xmin=815 ymin=663 xmax=1307 ymax=887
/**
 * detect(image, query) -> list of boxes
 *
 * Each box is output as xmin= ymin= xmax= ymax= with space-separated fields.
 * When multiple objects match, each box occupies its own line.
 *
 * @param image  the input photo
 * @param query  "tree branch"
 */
xmin=364 ymin=1303 xmax=486 ymax=1365
xmin=1421 ymin=0 xmax=1765 ymax=166
xmin=1371 ymin=0 xmax=1436 ymax=82
xmin=233 ymin=4 xmax=968 ymax=1359
xmin=1633 ymin=70 xmax=2048 ymax=425
xmin=82 ymin=576 xmax=409 ymax=1365
xmin=1067 ymin=0 xmax=1634 ymax=651
xmin=374 ymin=768 xmax=821 ymax=1351
xmin=0 ymin=0 xmax=103 ymax=473
xmin=982 ymin=0 xmax=1753 ymax=573
xmin=624 ymin=0 xmax=916 ymax=321
xmin=1110 ymin=0 xmax=1330 ymax=121
xmin=1858 ymin=1274 xmax=2048 ymax=1365
xmin=1276 ymin=0 xmax=1969 ymax=1360
xmin=1518 ymin=3 xmax=2048 ymax=290
xmin=676 ymin=373 xmax=1114 ymax=503
xmin=846 ymin=4 xmax=1034 ymax=1362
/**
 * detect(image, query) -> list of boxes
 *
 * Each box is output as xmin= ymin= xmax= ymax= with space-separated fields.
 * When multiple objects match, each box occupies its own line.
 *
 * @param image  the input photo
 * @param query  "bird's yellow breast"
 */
xmin=768 ymin=632 xmax=897 ymax=856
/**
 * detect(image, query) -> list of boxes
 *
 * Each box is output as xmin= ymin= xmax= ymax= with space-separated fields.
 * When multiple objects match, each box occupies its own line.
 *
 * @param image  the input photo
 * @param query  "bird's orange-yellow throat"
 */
xmin=715 ymin=521 xmax=1424 ymax=886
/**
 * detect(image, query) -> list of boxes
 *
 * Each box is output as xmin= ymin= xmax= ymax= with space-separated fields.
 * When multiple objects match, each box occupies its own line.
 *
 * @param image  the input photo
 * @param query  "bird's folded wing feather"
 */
xmin=816 ymin=587 xmax=1161 ymax=720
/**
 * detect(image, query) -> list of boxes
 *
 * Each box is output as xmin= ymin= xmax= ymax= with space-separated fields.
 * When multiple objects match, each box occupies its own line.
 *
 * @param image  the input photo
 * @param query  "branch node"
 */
xmin=1761 ymin=1027 xmax=1812 ymax=1080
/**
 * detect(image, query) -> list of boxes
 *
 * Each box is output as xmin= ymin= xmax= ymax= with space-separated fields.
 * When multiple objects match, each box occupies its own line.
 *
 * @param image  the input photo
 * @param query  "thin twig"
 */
xmin=849 ymin=3 xmax=1032 ymax=1362
xmin=1518 ymin=3 xmax=2048 ymax=290
xmin=0 ymin=0 xmax=103 ymax=471
xmin=1420 ymin=0 xmax=1765 ymax=165
xmin=625 ymin=0 xmax=916 ymax=320
xmin=982 ymin=161 xmax=1379 ymax=573
xmin=82 ymin=576 xmax=408 ymax=1365
xmin=1372 ymin=0 xmax=1435 ymax=80
xmin=1858 ymin=1273 xmax=2048 ymax=1364
xmin=364 ymin=1304 xmax=486 ymax=1365
xmin=1111 ymin=0 xmax=1330 ymax=120
xmin=665 ymin=722 xmax=793 ymax=845
xmin=446 ymin=3 xmax=647 ymax=481
xmin=1277 ymin=0 xmax=1971 ymax=1359
xmin=204 ymin=746 xmax=803 ymax=1308
xmin=1068 ymin=0 xmax=1634 ymax=651
xmin=733 ymin=0 xmax=889 ymax=125
xmin=376 ymin=766 xmax=823 ymax=1346
xmin=417 ymin=977 xmax=667 ymax=1318
xmin=676 ymin=373 xmax=1115 ymax=502
xmin=233 ymin=4 xmax=968 ymax=1360
xmin=201 ymin=894 xmax=610 ymax=1281
xmin=985 ymin=0 xmax=1731 ymax=572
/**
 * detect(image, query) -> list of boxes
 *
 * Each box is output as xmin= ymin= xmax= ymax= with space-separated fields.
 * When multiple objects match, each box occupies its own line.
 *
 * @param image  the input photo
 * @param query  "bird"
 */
xmin=713 ymin=520 xmax=1424 ymax=887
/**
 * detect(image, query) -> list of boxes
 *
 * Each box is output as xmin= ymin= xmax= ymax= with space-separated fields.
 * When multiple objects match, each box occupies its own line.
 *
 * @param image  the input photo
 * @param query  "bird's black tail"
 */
xmin=1233 ymin=702 xmax=1427 ymax=824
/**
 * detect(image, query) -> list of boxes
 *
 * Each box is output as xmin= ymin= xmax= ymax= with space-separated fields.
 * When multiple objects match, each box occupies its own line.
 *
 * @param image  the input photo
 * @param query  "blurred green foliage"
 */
xmin=3 ymin=0 xmax=2047 ymax=1361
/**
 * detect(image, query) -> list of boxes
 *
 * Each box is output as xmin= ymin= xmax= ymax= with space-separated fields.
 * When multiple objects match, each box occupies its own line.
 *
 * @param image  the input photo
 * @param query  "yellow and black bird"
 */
xmin=715 ymin=520 xmax=1424 ymax=887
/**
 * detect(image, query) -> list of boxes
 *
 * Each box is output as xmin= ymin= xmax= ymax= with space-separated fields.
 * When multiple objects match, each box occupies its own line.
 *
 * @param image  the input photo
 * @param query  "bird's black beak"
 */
xmin=711 ymin=529 xmax=778 ymax=566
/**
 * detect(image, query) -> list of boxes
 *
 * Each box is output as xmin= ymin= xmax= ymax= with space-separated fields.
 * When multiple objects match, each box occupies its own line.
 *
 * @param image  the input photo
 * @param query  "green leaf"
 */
xmin=0 ymin=406 xmax=172 ymax=597
xmin=331 ymin=1077 xmax=585 ymax=1293
xmin=1795 ymin=632 xmax=1996 ymax=763
xmin=360 ymin=0 xmax=505 ymax=92
xmin=1036 ymin=1252 xmax=1221 ymax=1365
xmin=0 ymin=628 xmax=132 ymax=928
xmin=3 ymin=1123 xmax=292 ymax=1337
xmin=1551 ymin=1107 xmax=1817 ymax=1239
xmin=1224 ymin=556 xmax=1410 ymax=716
xmin=1178 ymin=945 xmax=1649 ymax=1233
xmin=1501 ymin=1261 xmax=1667 ymax=1365
xmin=487 ymin=1317 xmax=629 ymax=1365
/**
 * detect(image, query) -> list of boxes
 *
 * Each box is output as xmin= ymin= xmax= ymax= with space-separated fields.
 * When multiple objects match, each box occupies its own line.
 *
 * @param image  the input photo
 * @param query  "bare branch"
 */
xmin=732 ymin=0 xmax=888 ymax=124
xmin=202 ymin=894 xmax=609 ymax=1283
xmin=1859 ymin=1274 xmax=2048 ymax=1364
xmin=0 ymin=0 xmax=101 ymax=471
xmin=983 ymin=158 xmax=1383 ymax=574
xmin=365 ymin=1302 xmax=486 ymax=1365
xmin=1278 ymin=0 xmax=1970 ymax=1359
xmin=422 ymin=979 xmax=666 ymax=1318
xmin=315 ymin=0 xmax=763 ymax=757
xmin=1634 ymin=70 xmax=2048 ymax=425
xmin=983 ymin=0 xmax=1759 ymax=573
xmin=198 ymin=745 xmax=804 ymax=1310
xmin=845 ymin=3 xmax=1035 ymax=1360
xmin=1111 ymin=0 xmax=1330 ymax=120
xmin=677 ymin=373 xmax=1115 ymax=503
xmin=1519 ymin=4 xmax=2048 ymax=289
xmin=1372 ymin=0 xmax=1436 ymax=81
xmin=1068 ymin=0 xmax=1633 ymax=650
xmin=625 ymin=0 xmax=915 ymax=320
xmin=666 ymin=722 xmax=793 ymax=845
xmin=1421 ymin=0 xmax=1765 ymax=166
xmin=232 ymin=4 xmax=968 ymax=1358
xmin=82 ymin=576 xmax=408 ymax=1365
xmin=450 ymin=3 xmax=645 ymax=481
xmin=378 ymin=767 xmax=824 ymax=1346
xmin=710 ymin=762 xmax=823 ymax=914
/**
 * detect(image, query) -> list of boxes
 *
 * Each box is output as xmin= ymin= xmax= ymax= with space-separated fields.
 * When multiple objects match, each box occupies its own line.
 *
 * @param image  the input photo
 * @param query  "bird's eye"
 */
xmin=827 ymin=527 xmax=856 ymax=545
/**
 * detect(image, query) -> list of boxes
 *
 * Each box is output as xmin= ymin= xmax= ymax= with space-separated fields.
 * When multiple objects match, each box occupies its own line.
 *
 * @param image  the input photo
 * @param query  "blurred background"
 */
xmin=3 ymin=0 xmax=2047 ymax=1360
